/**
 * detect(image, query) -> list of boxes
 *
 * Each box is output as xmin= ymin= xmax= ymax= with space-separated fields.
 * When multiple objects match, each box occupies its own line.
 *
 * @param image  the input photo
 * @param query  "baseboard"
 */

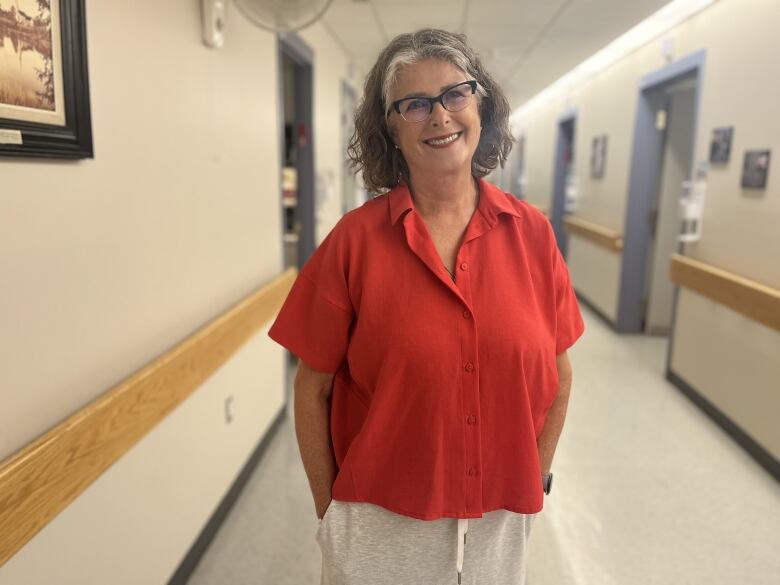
xmin=646 ymin=325 xmax=670 ymax=337
xmin=666 ymin=369 xmax=780 ymax=482
xmin=168 ymin=404 xmax=288 ymax=584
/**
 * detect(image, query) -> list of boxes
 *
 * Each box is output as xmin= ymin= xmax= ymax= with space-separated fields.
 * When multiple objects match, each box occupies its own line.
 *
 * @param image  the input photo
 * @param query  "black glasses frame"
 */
xmin=389 ymin=80 xmax=478 ymax=122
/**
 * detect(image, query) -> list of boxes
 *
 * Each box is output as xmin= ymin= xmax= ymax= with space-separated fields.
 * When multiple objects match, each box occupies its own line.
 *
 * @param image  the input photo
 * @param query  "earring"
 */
xmin=394 ymin=144 xmax=400 ymax=149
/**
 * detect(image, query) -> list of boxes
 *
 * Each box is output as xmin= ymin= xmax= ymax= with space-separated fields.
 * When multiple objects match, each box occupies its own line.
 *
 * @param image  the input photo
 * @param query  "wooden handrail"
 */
xmin=670 ymin=254 xmax=780 ymax=332
xmin=563 ymin=215 xmax=624 ymax=252
xmin=0 ymin=268 xmax=297 ymax=566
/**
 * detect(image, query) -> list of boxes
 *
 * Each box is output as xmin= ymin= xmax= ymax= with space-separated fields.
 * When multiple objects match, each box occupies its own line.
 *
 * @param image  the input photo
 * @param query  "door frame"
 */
xmin=617 ymin=49 xmax=706 ymax=333
xmin=278 ymin=32 xmax=316 ymax=267
xmin=277 ymin=33 xmax=315 ymax=406
xmin=551 ymin=107 xmax=577 ymax=255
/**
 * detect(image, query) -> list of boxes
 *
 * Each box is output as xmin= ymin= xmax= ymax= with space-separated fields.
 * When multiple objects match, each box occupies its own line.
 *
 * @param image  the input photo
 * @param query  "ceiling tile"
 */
xmin=320 ymin=0 xmax=675 ymax=107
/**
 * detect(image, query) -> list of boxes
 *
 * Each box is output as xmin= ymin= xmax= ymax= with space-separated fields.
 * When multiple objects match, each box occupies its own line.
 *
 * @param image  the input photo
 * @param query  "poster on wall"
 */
xmin=741 ymin=150 xmax=771 ymax=190
xmin=0 ymin=0 xmax=93 ymax=158
xmin=590 ymin=134 xmax=607 ymax=179
xmin=678 ymin=162 xmax=708 ymax=243
xmin=709 ymin=127 xmax=733 ymax=164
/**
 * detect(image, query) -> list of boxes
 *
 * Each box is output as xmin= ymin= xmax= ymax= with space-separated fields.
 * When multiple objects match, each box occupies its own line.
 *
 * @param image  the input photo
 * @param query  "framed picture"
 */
xmin=709 ymin=127 xmax=733 ymax=164
xmin=590 ymin=134 xmax=607 ymax=178
xmin=741 ymin=150 xmax=771 ymax=190
xmin=0 ymin=0 xmax=93 ymax=158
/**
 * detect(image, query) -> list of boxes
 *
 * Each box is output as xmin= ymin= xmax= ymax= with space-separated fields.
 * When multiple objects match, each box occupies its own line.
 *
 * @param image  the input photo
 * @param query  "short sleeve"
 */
xmin=550 ymin=228 xmax=585 ymax=354
xmin=268 ymin=226 xmax=355 ymax=373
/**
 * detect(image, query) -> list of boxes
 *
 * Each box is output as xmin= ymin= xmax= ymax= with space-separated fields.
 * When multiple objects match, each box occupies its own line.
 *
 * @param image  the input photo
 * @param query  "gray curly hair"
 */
xmin=347 ymin=28 xmax=514 ymax=195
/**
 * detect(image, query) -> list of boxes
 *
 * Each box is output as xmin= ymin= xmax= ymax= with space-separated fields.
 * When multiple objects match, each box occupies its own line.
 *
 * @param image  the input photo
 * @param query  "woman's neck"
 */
xmin=407 ymin=169 xmax=479 ymax=220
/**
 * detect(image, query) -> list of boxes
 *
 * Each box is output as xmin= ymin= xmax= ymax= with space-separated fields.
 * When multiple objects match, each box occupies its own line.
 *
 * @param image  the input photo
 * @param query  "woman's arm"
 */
xmin=536 ymin=351 xmax=574 ymax=475
xmin=293 ymin=359 xmax=338 ymax=519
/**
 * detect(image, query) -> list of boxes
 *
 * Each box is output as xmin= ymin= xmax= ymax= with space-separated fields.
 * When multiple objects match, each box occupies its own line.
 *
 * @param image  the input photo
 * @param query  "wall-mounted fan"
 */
xmin=235 ymin=0 xmax=334 ymax=32
xmin=202 ymin=0 xmax=334 ymax=48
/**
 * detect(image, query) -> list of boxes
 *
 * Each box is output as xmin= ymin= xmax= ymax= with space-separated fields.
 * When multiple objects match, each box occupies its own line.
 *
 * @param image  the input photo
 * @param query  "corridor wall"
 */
xmin=513 ymin=0 xmax=779 ymax=465
xmin=0 ymin=1 xmax=353 ymax=583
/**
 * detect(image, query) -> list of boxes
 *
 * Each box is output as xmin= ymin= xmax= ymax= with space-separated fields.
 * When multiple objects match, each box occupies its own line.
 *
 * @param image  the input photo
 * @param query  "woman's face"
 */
xmin=388 ymin=59 xmax=481 ymax=181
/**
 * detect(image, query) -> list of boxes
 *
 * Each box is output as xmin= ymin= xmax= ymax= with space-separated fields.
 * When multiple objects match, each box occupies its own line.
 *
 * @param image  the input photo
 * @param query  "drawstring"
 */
xmin=456 ymin=518 xmax=469 ymax=583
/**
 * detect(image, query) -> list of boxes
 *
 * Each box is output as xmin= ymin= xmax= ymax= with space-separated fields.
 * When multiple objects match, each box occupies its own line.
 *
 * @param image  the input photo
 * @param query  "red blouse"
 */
xmin=269 ymin=178 xmax=585 ymax=520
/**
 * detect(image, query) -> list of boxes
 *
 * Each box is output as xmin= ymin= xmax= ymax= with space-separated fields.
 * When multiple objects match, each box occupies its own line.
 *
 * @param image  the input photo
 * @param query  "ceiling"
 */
xmin=319 ymin=0 xmax=674 ymax=109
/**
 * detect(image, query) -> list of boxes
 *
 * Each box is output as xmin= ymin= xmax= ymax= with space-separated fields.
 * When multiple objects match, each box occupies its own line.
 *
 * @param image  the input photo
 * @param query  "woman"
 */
xmin=269 ymin=28 xmax=584 ymax=585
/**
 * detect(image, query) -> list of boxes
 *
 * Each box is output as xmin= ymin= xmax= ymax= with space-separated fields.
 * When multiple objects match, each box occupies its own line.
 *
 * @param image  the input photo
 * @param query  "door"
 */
xmin=644 ymin=78 xmax=697 ymax=334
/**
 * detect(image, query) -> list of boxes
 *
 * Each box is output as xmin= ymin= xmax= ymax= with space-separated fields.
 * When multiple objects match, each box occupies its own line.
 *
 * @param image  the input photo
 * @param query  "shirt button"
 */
xmin=463 ymin=309 xmax=471 ymax=319
xmin=460 ymin=262 xmax=469 ymax=271
xmin=468 ymin=467 xmax=478 ymax=476
xmin=464 ymin=362 xmax=474 ymax=373
xmin=467 ymin=415 xmax=476 ymax=425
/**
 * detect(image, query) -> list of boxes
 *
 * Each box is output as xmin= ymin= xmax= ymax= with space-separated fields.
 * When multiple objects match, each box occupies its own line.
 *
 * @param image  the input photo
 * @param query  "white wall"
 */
xmin=0 ymin=0 xmax=353 ymax=582
xmin=515 ymin=0 xmax=780 ymax=292
xmin=513 ymin=0 xmax=780 ymax=459
xmin=567 ymin=237 xmax=621 ymax=322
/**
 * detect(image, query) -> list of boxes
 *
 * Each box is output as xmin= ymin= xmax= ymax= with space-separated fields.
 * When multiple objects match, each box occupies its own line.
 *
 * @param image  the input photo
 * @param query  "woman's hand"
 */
xmin=316 ymin=498 xmax=333 ymax=520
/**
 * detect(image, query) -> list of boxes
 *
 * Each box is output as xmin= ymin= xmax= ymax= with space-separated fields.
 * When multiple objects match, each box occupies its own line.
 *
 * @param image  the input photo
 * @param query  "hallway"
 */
xmin=187 ymin=306 xmax=780 ymax=585
xmin=3 ymin=2 xmax=780 ymax=583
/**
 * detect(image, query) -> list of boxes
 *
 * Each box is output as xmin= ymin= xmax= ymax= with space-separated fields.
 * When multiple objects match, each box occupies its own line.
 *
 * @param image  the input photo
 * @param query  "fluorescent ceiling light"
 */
xmin=510 ymin=0 xmax=716 ymax=124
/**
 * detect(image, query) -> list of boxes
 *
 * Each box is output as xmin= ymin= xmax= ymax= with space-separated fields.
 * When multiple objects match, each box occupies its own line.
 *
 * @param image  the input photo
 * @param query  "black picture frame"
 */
xmin=0 ymin=0 xmax=93 ymax=159
xmin=741 ymin=149 xmax=771 ymax=190
xmin=709 ymin=126 xmax=733 ymax=164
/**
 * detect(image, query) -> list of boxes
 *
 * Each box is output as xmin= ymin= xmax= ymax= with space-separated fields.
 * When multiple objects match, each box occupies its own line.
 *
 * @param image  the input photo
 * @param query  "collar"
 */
xmin=388 ymin=177 xmax=523 ymax=226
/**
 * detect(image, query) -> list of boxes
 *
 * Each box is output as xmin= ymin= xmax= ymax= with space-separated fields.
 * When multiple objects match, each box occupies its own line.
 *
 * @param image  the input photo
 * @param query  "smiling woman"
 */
xmin=268 ymin=27 xmax=585 ymax=585
xmin=390 ymin=62 xmax=482 ymax=181
xmin=349 ymin=28 xmax=513 ymax=193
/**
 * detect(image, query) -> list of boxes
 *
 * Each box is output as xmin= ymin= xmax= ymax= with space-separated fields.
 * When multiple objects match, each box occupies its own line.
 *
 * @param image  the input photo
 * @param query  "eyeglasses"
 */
xmin=389 ymin=80 xmax=477 ymax=123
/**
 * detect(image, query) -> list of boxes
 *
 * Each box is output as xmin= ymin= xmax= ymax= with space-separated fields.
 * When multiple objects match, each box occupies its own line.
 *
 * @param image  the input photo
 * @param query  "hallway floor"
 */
xmin=187 ymin=306 xmax=780 ymax=585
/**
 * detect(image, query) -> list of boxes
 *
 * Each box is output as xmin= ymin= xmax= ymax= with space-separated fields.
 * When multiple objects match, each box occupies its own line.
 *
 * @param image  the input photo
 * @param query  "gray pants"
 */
xmin=316 ymin=500 xmax=537 ymax=585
